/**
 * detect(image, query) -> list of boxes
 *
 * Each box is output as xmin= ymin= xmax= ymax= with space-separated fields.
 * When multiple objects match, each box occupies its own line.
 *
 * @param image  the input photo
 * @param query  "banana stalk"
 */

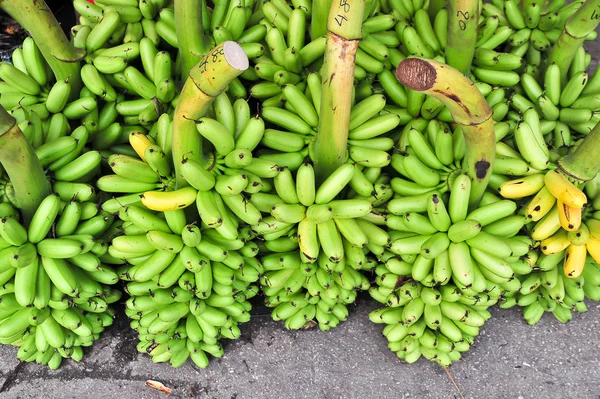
xmin=310 ymin=0 xmax=334 ymax=40
xmin=172 ymin=42 xmax=249 ymax=188
xmin=545 ymin=0 xmax=600 ymax=82
xmin=557 ymin=121 xmax=600 ymax=182
xmin=0 ymin=0 xmax=82 ymax=96
xmin=313 ymin=0 xmax=366 ymax=183
xmin=396 ymin=58 xmax=495 ymax=209
xmin=175 ymin=0 xmax=212 ymax=78
xmin=0 ymin=105 xmax=49 ymax=224
xmin=445 ymin=0 xmax=479 ymax=77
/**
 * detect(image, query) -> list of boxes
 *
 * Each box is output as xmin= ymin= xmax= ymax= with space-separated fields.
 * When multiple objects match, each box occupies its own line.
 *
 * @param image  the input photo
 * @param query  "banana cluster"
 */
xmin=104 ymin=203 xmax=259 ymax=368
xmin=478 ymin=0 xmax=594 ymax=78
xmin=370 ymin=281 xmax=490 ymax=366
xmin=250 ymin=161 xmax=384 ymax=330
xmin=369 ymin=168 xmax=537 ymax=364
xmin=0 ymin=196 xmax=120 ymax=369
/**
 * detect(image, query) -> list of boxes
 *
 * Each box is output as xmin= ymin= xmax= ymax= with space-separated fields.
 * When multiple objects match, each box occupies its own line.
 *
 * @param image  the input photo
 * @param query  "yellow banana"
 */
xmin=544 ymin=170 xmax=587 ymax=209
xmin=129 ymin=132 xmax=153 ymax=162
xmin=563 ymin=244 xmax=586 ymax=278
xmin=499 ymin=174 xmax=545 ymax=199
xmin=557 ymin=200 xmax=582 ymax=232
xmin=525 ymin=186 xmax=556 ymax=222
xmin=141 ymin=187 xmax=198 ymax=211
xmin=541 ymin=230 xmax=571 ymax=255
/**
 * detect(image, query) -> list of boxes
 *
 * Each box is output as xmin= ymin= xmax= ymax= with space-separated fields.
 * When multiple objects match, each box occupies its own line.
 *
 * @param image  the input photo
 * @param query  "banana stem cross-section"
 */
xmin=172 ymin=41 xmax=249 ymax=188
xmin=395 ymin=58 xmax=495 ymax=209
xmin=0 ymin=0 xmax=82 ymax=98
xmin=313 ymin=0 xmax=366 ymax=184
xmin=557 ymin=120 xmax=600 ymax=183
xmin=0 ymin=105 xmax=49 ymax=225
xmin=445 ymin=0 xmax=479 ymax=77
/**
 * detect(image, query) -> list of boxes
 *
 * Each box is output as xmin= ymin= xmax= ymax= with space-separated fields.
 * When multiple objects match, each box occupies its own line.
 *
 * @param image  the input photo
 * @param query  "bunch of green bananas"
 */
xmin=105 ymin=203 xmax=259 ymax=367
xmin=0 ymin=197 xmax=120 ymax=369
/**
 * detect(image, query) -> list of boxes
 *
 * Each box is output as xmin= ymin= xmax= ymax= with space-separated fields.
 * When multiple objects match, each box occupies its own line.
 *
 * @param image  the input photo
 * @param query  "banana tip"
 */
xmin=395 ymin=58 xmax=436 ymax=92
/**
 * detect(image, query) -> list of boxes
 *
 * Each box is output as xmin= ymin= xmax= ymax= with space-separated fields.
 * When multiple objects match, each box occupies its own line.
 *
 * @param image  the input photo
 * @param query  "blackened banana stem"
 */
xmin=0 ymin=105 xmax=49 ymax=225
xmin=396 ymin=58 xmax=495 ymax=210
xmin=313 ymin=0 xmax=366 ymax=184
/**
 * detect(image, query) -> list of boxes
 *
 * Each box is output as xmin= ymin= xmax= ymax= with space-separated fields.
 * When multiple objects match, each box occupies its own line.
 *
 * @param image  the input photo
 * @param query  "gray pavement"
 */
xmin=0 ymin=296 xmax=599 ymax=399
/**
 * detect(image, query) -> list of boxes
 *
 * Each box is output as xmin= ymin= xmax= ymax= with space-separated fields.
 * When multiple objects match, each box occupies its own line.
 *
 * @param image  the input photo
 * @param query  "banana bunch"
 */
xmin=103 ymin=203 xmax=259 ymax=367
xmin=498 ymin=169 xmax=591 ymax=275
xmin=0 ymin=37 xmax=53 ymax=117
xmin=253 ymin=162 xmax=385 ymax=330
xmin=370 ymin=281 xmax=490 ymax=366
xmin=494 ymin=63 xmax=600 ymax=163
xmin=72 ymin=0 xmax=176 ymax=54
xmin=0 ymin=197 xmax=121 ymax=368
xmin=500 ymin=252 xmax=588 ymax=324
xmin=479 ymin=0 xmax=595 ymax=77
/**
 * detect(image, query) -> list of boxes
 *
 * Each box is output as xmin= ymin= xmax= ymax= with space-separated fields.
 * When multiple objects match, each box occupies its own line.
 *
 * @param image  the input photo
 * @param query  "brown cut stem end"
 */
xmin=395 ymin=58 xmax=437 ymax=92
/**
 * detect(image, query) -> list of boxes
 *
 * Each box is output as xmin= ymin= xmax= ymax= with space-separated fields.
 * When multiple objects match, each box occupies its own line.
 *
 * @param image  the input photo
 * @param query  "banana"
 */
xmin=526 ymin=186 xmax=557 ymax=222
xmin=27 ymin=194 xmax=61 ymax=244
xmin=314 ymin=163 xmax=355 ymax=204
xmin=0 ymin=62 xmax=41 ymax=96
xmin=557 ymin=201 xmax=582 ymax=232
xmin=448 ymin=174 xmax=471 ymax=223
xmin=499 ymin=174 xmax=546 ymax=199
xmin=564 ymin=244 xmax=586 ymax=278
xmin=141 ymin=188 xmax=197 ymax=212
xmin=317 ymin=219 xmax=344 ymax=263
xmin=544 ymin=170 xmax=587 ymax=209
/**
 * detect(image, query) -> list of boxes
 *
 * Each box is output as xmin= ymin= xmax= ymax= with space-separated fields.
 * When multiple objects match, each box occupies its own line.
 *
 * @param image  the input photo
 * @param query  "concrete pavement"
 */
xmin=0 ymin=296 xmax=599 ymax=399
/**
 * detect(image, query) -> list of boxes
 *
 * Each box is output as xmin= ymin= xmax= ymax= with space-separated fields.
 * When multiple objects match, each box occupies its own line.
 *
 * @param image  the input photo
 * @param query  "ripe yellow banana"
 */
xmin=557 ymin=200 xmax=582 ymax=232
xmin=544 ymin=170 xmax=587 ymax=209
xmin=564 ymin=244 xmax=586 ymax=278
xmin=141 ymin=187 xmax=197 ymax=211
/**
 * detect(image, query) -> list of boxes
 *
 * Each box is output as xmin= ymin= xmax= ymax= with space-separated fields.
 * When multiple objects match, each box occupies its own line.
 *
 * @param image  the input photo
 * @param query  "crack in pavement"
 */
xmin=0 ymin=361 xmax=24 ymax=394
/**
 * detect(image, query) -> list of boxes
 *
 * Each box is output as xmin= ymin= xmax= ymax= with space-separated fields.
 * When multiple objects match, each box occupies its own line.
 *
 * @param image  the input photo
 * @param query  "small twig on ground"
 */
xmin=444 ymin=366 xmax=465 ymax=399
xmin=146 ymin=380 xmax=173 ymax=396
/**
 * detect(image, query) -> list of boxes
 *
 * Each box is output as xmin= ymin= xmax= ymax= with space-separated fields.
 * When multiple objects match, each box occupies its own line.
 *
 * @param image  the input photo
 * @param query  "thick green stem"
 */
xmin=313 ymin=0 xmax=366 ymax=183
xmin=310 ymin=0 xmax=334 ymax=40
xmin=0 ymin=105 xmax=49 ymax=225
xmin=396 ymin=58 xmax=495 ymax=209
xmin=445 ymin=0 xmax=479 ymax=77
xmin=545 ymin=0 xmax=600 ymax=82
xmin=0 ymin=0 xmax=81 ymax=93
xmin=557 ymin=121 xmax=600 ymax=182
xmin=173 ymin=42 xmax=248 ymax=188
xmin=175 ymin=0 xmax=211 ymax=78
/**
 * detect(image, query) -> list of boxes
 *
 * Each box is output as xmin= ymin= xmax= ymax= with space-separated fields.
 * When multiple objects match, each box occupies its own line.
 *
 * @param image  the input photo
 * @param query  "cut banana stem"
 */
xmin=395 ymin=58 xmax=495 ymax=209
xmin=0 ymin=105 xmax=49 ymax=225
xmin=313 ymin=0 xmax=365 ymax=184
xmin=557 ymin=119 xmax=600 ymax=182
xmin=172 ymin=42 xmax=249 ymax=188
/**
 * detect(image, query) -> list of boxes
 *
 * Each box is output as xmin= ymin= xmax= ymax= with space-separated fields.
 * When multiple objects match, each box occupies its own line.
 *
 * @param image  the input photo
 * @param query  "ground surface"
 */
xmin=0 ymin=296 xmax=599 ymax=399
